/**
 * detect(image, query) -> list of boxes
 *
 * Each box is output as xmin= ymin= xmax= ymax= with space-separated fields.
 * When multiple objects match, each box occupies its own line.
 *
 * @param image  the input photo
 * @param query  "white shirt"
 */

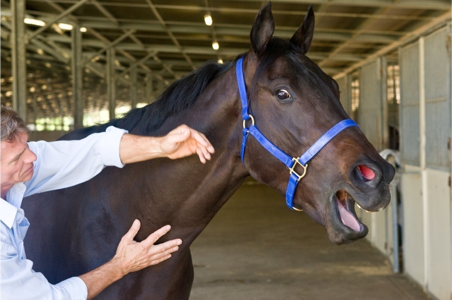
xmin=0 ymin=126 xmax=127 ymax=300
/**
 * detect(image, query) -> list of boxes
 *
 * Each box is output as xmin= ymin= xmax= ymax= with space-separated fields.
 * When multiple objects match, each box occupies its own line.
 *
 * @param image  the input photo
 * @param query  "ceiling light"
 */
xmin=204 ymin=14 xmax=212 ymax=26
xmin=30 ymin=87 xmax=36 ymax=92
xmin=212 ymin=41 xmax=219 ymax=50
xmin=80 ymin=27 xmax=87 ymax=32
xmin=218 ymin=59 xmax=223 ymax=64
xmin=37 ymin=48 xmax=44 ymax=55
xmin=42 ymin=84 xmax=47 ymax=90
xmin=58 ymin=23 xmax=73 ymax=31
xmin=24 ymin=18 xmax=45 ymax=27
xmin=5 ymin=91 xmax=12 ymax=97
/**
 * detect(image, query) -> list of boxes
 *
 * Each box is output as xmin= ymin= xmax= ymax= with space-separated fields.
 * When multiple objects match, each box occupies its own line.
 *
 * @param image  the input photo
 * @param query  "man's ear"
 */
xmin=250 ymin=2 xmax=275 ymax=57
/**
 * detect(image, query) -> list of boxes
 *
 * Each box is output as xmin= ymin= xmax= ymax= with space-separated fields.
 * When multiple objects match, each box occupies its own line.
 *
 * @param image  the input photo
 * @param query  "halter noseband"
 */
xmin=236 ymin=57 xmax=358 ymax=211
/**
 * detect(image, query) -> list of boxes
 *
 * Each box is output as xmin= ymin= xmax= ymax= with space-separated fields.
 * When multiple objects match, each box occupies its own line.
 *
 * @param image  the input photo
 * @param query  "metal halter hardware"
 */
xmin=236 ymin=57 xmax=358 ymax=211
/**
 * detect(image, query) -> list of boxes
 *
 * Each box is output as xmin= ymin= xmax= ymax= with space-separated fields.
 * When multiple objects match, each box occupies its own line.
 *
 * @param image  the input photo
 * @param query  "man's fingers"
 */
xmin=141 ymin=225 xmax=172 ymax=247
xmin=122 ymin=219 xmax=141 ymax=242
xmin=190 ymin=130 xmax=215 ymax=153
xmin=200 ymin=146 xmax=211 ymax=161
xmin=197 ymin=148 xmax=206 ymax=164
xmin=150 ymin=254 xmax=172 ymax=266
xmin=148 ymin=239 xmax=182 ymax=255
xmin=148 ymin=245 xmax=180 ymax=261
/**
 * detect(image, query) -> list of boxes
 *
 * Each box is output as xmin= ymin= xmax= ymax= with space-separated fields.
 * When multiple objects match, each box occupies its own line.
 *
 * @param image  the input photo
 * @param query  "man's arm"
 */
xmin=79 ymin=220 xmax=181 ymax=300
xmin=25 ymin=124 xmax=214 ymax=197
xmin=119 ymin=124 xmax=215 ymax=164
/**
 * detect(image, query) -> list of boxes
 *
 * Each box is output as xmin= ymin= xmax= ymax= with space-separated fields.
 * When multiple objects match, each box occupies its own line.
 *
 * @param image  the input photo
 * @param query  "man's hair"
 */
xmin=1 ymin=105 xmax=28 ymax=142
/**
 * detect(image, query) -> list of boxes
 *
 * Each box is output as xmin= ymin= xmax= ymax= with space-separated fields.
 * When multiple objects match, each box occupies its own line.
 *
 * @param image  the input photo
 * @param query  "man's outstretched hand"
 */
xmin=80 ymin=220 xmax=182 ymax=300
xmin=160 ymin=124 xmax=215 ymax=163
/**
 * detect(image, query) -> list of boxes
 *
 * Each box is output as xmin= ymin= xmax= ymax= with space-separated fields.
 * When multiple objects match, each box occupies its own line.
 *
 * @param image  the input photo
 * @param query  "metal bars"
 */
xmin=107 ymin=48 xmax=116 ymax=120
xmin=72 ymin=23 xmax=83 ymax=129
xmin=10 ymin=0 xmax=27 ymax=119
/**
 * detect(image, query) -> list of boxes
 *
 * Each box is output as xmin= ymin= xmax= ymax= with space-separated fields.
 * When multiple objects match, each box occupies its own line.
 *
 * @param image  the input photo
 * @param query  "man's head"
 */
xmin=1 ymin=106 xmax=37 ymax=197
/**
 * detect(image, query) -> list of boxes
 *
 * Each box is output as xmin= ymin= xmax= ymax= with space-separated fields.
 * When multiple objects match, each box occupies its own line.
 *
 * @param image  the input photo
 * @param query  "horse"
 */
xmin=23 ymin=3 xmax=395 ymax=299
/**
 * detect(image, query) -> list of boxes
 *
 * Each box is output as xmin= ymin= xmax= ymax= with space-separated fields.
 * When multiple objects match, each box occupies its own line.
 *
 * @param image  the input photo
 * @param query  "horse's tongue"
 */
xmin=338 ymin=201 xmax=360 ymax=232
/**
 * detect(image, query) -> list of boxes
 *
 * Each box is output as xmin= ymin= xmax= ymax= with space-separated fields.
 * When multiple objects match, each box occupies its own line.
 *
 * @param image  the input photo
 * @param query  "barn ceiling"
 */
xmin=0 ymin=0 xmax=451 ymax=118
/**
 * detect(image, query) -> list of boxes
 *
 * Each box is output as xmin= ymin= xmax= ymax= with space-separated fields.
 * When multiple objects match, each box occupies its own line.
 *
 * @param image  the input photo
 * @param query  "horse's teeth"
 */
xmin=356 ymin=203 xmax=372 ymax=213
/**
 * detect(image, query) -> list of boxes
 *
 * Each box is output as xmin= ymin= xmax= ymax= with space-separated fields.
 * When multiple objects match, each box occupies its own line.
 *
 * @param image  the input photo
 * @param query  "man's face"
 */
xmin=1 ymin=132 xmax=37 ymax=193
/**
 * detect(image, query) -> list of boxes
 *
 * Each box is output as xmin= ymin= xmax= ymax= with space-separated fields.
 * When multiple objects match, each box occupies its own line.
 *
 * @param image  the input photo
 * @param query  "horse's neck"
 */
xmin=135 ymin=69 xmax=250 ymax=244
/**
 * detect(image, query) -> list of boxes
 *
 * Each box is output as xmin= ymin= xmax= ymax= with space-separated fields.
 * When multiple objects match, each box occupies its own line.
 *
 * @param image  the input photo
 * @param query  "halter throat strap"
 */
xmin=236 ymin=57 xmax=358 ymax=210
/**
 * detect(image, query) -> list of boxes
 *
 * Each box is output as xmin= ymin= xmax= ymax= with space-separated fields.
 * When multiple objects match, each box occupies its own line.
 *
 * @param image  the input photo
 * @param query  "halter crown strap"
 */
xmin=235 ymin=57 xmax=358 ymax=210
xmin=236 ymin=58 xmax=251 ymax=121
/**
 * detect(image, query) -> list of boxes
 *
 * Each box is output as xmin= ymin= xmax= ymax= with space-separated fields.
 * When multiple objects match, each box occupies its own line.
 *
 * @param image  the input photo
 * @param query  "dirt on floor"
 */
xmin=190 ymin=183 xmax=428 ymax=300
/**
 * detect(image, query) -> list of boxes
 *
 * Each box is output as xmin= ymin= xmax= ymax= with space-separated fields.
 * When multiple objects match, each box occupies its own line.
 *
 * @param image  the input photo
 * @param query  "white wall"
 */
xmin=348 ymin=23 xmax=452 ymax=300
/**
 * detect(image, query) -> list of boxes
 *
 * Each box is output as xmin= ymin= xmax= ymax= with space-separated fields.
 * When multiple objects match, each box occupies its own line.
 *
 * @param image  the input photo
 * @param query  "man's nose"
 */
xmin=24 ymin=149 xmax=37 ymax=163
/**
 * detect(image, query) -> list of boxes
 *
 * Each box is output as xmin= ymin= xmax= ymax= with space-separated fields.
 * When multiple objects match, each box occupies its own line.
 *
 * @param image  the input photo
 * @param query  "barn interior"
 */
xmin=1 ymin=1 xmax=451 ymax=299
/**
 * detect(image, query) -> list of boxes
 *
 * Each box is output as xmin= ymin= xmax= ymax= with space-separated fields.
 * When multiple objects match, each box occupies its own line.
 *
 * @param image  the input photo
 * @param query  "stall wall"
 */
xmin=355 ymin=58 xmax=391 ymax=258
xmin=358 ymin=59 xmax=385 ymax=151
xmin=400 ymin=25 xmax=451 ymax=300
xmin=337 ymin=75 xmax=352 ymax=116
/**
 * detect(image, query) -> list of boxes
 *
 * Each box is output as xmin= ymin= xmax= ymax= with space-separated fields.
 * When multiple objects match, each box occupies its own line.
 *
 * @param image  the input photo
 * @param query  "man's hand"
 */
xmin=80 ymin=220 xmax=181 ymax=299
xmin=119 ymin=124 xmax=215 ymax=164
xmin=159 ymin=124 xmax=215 ymax=164
xmin=113 ymin=220 xmax=182 ymax=275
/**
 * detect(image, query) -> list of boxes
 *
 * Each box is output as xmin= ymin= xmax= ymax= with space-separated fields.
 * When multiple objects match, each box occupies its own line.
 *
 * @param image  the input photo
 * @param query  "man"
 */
xmin=0 ymin=105 xmax=215 ymax=299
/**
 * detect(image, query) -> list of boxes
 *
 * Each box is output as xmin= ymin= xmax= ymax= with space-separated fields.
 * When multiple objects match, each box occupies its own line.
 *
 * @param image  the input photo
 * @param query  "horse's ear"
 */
xmin=290 ymin=5 xmax=315 ymax=54
xmin=250 ymin=2 xmax=275 ymax=56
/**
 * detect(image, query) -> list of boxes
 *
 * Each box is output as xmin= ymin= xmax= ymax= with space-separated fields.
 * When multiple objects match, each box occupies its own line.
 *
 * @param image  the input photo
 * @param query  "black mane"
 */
xmin=61 ymin=59 xmax=237 ymax=140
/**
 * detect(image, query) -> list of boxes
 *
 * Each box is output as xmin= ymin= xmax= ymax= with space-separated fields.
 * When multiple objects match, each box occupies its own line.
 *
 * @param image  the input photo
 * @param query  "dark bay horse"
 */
xmin=23 ymin=3 xmax=394 ymax=299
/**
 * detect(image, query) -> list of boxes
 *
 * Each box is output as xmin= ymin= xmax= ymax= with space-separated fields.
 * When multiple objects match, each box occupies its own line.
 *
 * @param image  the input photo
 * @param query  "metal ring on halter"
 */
xmin=242 ymin=114 xmax=255 ymax=129
xmin=289 ymin=158 xmax=308 ymax=182
xmin=292 ymin=206 xmax=303 ymax=212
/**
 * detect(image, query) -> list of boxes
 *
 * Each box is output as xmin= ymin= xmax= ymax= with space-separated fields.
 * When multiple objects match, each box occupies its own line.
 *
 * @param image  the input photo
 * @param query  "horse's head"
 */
xmin=240 ymin=3 xmax=395 ymax=244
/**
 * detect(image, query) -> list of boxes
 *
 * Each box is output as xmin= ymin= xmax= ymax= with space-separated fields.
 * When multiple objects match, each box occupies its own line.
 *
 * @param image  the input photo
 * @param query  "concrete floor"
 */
xmin=190 ymin=183 xmax=428 ymax=300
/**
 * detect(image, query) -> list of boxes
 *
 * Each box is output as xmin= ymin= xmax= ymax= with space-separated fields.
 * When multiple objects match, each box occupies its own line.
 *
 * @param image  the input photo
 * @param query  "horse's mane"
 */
xmin=61 ymin=59 xmax=239 ymax=140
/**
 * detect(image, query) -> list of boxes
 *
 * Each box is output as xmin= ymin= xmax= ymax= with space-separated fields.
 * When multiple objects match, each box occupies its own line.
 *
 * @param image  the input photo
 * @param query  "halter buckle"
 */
xmin=289 ymin=158 xmax=308 ymax=182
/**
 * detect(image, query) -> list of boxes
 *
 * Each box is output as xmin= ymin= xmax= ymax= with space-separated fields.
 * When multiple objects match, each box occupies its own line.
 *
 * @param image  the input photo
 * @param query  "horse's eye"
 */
xmin=275 ymin=89 xmax=291 ymax=101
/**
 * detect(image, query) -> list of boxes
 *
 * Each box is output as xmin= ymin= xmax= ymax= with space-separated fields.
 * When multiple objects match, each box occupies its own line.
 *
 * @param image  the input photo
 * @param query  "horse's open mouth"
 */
xmin=326 ymin=189 xmax=368 ymax=244
xmin=335 ymin=189 xmax=363 ymax=232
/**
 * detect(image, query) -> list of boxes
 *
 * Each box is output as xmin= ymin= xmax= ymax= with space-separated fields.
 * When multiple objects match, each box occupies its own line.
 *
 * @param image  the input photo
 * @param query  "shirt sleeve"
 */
xmin=0 ymin=223 xmax=88 ymax=300
xmin=24 ymin=126 xmax=128 ymax=197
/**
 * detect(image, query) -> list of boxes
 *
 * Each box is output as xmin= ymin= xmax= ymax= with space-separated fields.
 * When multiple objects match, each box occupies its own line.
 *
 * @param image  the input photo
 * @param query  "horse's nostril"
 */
xmin=357 ymin=165 xmax=376 ymax=181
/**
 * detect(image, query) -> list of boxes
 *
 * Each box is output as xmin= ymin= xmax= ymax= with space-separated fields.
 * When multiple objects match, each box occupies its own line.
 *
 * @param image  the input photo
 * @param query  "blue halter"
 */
xmin=236 ymin=57 xmax=358 ymax=211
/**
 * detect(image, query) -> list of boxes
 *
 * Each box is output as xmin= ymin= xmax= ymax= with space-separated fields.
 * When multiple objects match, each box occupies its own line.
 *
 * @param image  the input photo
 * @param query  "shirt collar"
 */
xmin=0 ymin=198 xmax=18 ymax=228
xmin=0 ymin=183 xmax=27 ymax=229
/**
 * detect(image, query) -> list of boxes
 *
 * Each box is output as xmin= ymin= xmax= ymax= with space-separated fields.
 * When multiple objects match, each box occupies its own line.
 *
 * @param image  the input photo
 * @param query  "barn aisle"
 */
xmin=190 ymin=183 xmax=427 ymax=300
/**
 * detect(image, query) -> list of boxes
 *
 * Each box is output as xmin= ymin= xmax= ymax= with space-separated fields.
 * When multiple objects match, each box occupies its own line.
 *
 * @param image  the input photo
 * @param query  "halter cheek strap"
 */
xmin=236 ymin=57 xmax=358 ymax=210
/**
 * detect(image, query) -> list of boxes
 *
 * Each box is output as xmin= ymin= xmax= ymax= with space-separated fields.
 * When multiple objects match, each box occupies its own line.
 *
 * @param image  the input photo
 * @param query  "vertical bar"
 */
xmin=381 ymin=56 xmax=389 ymax=149
xmin=72 ymin=24 xmax=83 ymax=129
xmin=130 ymin=64 xmax=137 ymax=109
xmin=31 ymin=92 xmax=38 ymax=141
xmin=107 ymin=48 xmax=116 ymax=120
xmin=344 ymin=74 xmax=351 ymax=116
xmin=11 ymin=0 xmax=27 ymax=119
xmin=419 ymin=37 xmax=429 ymax=292
xmin=391 ymin=176 xmax=399 ymax=273
xmin=448 ymin=22 xmax=452 ymax=300
xmin=145 ymin=72 xmax=153 ymax=103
